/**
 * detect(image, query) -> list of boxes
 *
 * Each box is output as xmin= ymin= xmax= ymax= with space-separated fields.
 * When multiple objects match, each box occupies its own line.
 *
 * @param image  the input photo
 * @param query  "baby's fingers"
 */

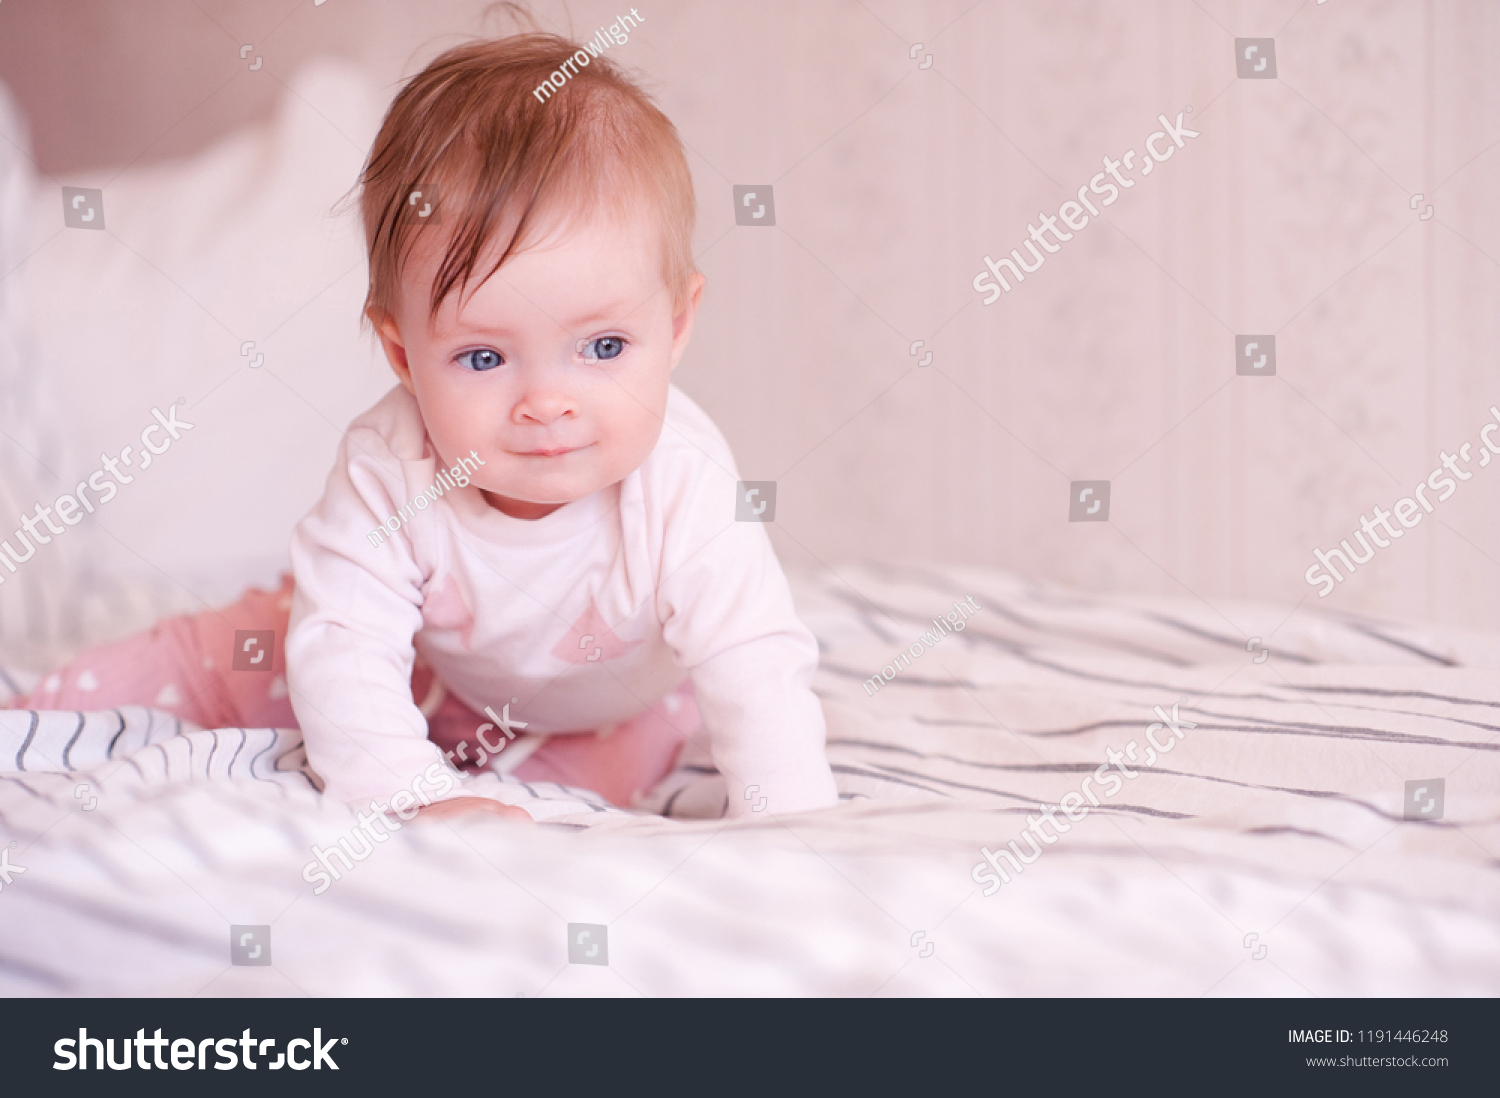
xmin=415 ymin=796 xmax=533 ymax=823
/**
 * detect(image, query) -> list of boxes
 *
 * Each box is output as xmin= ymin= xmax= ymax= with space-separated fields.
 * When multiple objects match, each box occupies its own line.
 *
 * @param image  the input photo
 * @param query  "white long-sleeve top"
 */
xmin=285 ymin=383 xmax=838 ymax=817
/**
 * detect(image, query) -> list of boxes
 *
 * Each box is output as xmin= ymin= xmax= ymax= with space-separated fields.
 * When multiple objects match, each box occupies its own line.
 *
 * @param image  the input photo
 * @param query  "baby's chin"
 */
xmin=495 ymin=447 xmax=647 ymax=499
xmin=479 ymin=469 xmax=613 ymax=511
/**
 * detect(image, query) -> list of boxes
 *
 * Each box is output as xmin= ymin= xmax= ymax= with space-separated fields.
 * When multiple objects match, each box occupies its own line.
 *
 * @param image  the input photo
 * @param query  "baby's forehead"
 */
xmin=403 ymin=201 xmax=669 ymax=329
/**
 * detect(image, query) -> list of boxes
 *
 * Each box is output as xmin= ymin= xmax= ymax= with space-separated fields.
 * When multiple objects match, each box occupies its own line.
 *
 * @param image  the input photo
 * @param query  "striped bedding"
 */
xmin=1 ymin=563 xmax=1497 ymax=996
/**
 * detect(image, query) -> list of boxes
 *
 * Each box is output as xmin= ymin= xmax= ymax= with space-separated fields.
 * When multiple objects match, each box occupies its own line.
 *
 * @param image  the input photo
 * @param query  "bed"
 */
xmin=3 ymin=561 xmax=1498 ymax=996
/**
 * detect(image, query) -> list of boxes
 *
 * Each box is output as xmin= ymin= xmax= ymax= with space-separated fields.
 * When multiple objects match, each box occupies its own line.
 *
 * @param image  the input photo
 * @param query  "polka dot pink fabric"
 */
xmin=16 ymin=574 xmax=698 ymax=807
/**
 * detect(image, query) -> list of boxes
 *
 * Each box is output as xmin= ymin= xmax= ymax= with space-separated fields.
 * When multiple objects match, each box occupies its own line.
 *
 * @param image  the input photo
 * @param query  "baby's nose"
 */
xmin=515 ymin=391 xmax=578 ymax=424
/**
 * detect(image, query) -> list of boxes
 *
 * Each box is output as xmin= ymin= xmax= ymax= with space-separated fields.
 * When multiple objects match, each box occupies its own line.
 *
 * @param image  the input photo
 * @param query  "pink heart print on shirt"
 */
xmin=550 ymin=599 xmax=641 ymax=664
xmin=422 ymin=572 xmax=476 ymax=649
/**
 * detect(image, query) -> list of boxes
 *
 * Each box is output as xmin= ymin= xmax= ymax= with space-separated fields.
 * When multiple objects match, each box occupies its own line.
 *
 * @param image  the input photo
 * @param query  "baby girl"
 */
xmin=16 ymin=33 xmax=838 ymax=823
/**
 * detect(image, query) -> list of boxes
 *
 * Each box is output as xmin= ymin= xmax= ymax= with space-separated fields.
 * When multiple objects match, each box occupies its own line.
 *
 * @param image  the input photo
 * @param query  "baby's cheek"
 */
xmin=589 ymin=420 xmax=640 ymax=474
xmin=431 ymin=398 xmax=476 ymax=447
xmin=418 ymin=369 xmax=481 ymax=430
xmin=622 ymin=398 xmax=669 ymax=457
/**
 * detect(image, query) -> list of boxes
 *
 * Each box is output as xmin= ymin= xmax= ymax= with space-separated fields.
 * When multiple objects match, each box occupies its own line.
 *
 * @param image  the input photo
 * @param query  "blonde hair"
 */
xmin=353 ymin=32 xmax=697 ymax=332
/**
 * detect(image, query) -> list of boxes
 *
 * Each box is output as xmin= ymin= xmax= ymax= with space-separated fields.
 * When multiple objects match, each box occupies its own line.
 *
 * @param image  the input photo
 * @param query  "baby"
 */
xmin=9 ymin=33 xmax=838 ymax=824
xmin=283 ymin=33 xmax=838 ymax=821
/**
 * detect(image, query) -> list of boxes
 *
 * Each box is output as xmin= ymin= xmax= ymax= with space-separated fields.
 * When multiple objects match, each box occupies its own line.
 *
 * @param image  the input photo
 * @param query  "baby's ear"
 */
xmin=372 ymin=311 xmax=415 ymax=393
xmin=669 ymin=272 xmax=706 ymax=370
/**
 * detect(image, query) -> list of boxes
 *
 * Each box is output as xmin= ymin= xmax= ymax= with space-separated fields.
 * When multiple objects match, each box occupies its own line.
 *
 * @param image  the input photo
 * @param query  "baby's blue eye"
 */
xmin=584 ymin=336 xmax=626 ymax=362
xmin=458 ymin=349 xmax=502 ymax=372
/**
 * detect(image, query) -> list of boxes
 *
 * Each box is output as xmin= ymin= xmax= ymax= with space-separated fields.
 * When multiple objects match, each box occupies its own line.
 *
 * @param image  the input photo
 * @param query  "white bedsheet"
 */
xmin=1 ymin=563 xmax=1497 ymax=996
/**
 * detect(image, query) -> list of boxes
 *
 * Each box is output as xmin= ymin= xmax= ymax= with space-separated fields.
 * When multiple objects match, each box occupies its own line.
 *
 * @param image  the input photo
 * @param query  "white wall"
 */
xmin=1 ymin=0 xmax=1496 ymax=648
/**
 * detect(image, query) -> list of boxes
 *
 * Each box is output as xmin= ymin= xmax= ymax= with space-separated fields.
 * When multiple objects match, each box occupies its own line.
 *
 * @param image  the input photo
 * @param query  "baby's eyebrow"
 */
xmin=438 ymin=321 xmax=514 ymax=341
xmin=565 ymin=301 xmax=633 ymax=328
xmin=440 ymin=301 xmax=633 ymax=341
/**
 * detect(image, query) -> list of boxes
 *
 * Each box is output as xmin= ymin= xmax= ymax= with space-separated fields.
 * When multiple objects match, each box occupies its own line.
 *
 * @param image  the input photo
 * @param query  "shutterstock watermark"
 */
xmin=301 ymin=699 xmax=533 ymax=894
xmin=1305 ymin=404 xmax=1500 ymax=596
xmin=972 ymin=109 xmax=1201 ymax=304
xmin=440 ymin=701 xmax=528 ymax=769
xmin=864 ymin=596 xmax=981 ymax=696
xmin=0 ymin=403 xmax=193 ymax=585
xmin=300 ymin=762 xmax=457 ymax=895
xmin=54 ymin=1028 xmax=343 ymax=1070
xmin=970 ymin=700 xmax=1196 ymax=895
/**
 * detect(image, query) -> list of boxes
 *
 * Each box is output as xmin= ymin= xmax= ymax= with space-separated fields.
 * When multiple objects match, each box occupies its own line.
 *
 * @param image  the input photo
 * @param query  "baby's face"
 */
xmin=377 ymin=205 xmax=702 ymax=520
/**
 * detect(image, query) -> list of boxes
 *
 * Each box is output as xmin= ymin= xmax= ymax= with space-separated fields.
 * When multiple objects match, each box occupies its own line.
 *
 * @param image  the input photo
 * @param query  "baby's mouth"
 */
xmin=510 ymin=443 xmax=591 ymax=458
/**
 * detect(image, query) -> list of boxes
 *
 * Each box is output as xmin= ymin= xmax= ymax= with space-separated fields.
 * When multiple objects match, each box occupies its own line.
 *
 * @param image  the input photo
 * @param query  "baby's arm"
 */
xmin=285 ymin=429 xmax=488 ymax=814
xmin=655 ymin=457 xmax=839 ymax=817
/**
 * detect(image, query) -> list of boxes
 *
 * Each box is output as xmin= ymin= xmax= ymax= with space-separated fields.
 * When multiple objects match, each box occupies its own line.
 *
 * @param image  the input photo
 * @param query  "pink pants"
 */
xmin=15 ymin=574 xmax=697 ymax=807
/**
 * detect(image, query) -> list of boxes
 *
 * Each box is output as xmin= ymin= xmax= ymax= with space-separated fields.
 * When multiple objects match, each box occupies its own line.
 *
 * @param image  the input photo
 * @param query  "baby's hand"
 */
xmin=414 ymin=796 xmax=533 ymax=823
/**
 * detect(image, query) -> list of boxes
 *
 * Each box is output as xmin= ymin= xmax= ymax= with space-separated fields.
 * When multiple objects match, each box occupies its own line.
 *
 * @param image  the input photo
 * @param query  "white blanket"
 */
xmin=2 ymin=564 xmax=1497 ymax=996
